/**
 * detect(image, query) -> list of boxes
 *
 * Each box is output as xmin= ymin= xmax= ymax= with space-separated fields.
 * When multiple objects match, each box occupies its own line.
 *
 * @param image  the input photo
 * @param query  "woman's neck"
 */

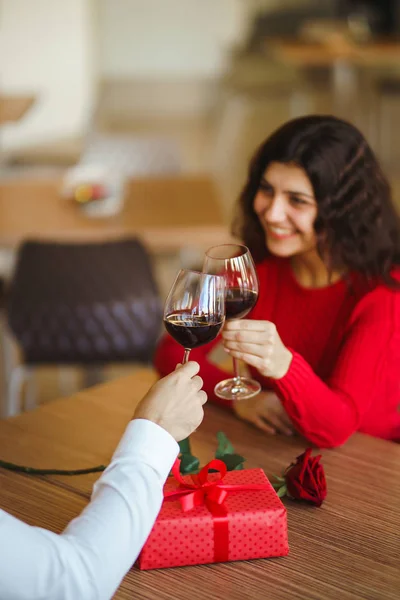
xmin=290 ymin=250 xmax=343 ymax=289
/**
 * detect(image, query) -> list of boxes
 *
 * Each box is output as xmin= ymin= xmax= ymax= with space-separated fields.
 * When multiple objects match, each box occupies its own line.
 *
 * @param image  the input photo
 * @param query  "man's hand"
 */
xmin=233 ymin=390 xmax=294 ymax=436
xmin=133 ymin=361 xmax=207 ymax=441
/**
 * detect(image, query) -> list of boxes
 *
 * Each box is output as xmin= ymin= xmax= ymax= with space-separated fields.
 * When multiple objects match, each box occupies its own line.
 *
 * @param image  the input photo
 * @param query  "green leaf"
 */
xmin=179 ymin=453 xmax=200 ymax=474
xmin=215 ymin=431 xmax=235 ymax=458
xmin=178 ymin=438 xmax=192 ymax=455
xmin=218 ymin=453 xmax=245 ymax=471
xmin=276 ymin=484 xmax=288 ymax=498
xmin=273 ymin=475 xmax=285 ymax=483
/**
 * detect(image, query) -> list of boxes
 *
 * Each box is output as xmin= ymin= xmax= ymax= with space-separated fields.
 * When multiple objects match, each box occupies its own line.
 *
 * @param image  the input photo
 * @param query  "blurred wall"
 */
xmin=97 ymin=0 xmax=326 ymax=80
xmin=98 ymin=0 xmax=248 ymax=79
xmin=0 ymin=0 xmax=97 ymax=151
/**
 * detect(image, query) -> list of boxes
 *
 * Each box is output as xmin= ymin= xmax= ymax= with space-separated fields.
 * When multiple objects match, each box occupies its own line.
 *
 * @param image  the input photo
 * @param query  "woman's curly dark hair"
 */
xmin=233 ymin=115 xmax=400 ymax=287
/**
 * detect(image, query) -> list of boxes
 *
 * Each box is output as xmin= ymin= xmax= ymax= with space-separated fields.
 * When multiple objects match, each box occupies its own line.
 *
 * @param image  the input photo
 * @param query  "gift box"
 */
xmin=138 ymin=459 xmax=289 ymax=570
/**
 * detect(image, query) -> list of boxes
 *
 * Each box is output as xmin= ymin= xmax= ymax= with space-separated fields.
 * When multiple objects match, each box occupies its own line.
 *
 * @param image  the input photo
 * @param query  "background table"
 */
xmin=267 ymin=35 xmax=400 ymax=118
xmin=0 ymin=175 xmax=231 ymax=254
xmin=0 ymin=369 xmax=399 ymax=599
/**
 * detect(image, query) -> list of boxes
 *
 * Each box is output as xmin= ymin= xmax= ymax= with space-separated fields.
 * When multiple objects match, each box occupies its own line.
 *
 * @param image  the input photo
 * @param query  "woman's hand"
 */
xmin=222 ymin=319 xmax=293 ymax=379
xmin=233 ymin=390 xmax=294 ymax=436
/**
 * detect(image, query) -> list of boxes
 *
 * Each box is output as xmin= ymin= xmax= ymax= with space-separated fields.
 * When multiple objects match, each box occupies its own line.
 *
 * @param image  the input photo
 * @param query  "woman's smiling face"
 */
xmin=253 ymin=161 xmax=318 ymax=258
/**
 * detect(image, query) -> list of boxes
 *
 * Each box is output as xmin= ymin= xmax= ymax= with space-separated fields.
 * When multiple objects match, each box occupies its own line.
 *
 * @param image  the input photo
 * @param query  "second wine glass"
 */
xmin=203 ymin=244 xmax=261 ymax=400
xmin=163 ymin=269 xmax=225 ymax=364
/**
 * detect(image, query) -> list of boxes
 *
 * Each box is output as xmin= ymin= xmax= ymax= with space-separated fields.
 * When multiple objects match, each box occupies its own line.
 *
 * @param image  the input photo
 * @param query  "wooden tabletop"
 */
xmin=0 ymin=95 xmax=36 ymax=125
xmin=0 ymin=369 xmax=399 ymax=599
xmin=0 ymin=176 xmax=231 ymax=254
xmin=268 ymin=36 xmax=400 ymax=67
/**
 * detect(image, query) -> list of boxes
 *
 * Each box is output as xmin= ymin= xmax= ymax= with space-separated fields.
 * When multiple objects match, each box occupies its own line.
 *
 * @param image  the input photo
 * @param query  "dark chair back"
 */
xmin=7 ymin=238 xmax=162 ymax=365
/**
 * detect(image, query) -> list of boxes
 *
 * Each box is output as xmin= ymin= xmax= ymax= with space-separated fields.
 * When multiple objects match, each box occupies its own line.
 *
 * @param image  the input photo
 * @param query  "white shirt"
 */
xmin=0 ymin=419 xmax=179 ymax=600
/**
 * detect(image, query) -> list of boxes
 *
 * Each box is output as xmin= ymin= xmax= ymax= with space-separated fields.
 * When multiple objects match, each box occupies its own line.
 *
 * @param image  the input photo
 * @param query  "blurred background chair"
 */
xmin=2 ymin=238 xmax=162 ymax=418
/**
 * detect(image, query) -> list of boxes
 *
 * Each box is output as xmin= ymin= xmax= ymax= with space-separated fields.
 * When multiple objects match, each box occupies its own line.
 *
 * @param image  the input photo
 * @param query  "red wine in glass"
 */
xmin=225 ymin=287 xmax=258 ymax=320
xmin=163 ymin=270 xmax=225 ymax=363
xmin=164 ymin=312 xmax=224 ymax=349
xmin=203 ymin=244 xmax=261 ymax=400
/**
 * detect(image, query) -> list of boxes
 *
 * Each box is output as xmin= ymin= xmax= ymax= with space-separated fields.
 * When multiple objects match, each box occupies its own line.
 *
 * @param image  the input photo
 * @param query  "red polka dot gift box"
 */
xmin=137 ymin=458 xmax=289 ymax=570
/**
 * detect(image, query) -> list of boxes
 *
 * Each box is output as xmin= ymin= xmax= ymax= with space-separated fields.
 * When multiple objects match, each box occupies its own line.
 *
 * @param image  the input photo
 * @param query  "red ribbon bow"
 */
xmin=164 ymin=458 xmax=229 ymax=511
xmin=164 ymin=458 xmax=269 ymax=563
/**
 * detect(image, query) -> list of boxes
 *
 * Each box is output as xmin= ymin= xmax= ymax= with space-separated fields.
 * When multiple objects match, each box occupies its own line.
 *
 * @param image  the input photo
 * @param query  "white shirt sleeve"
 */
xmin=0 ymin=419 xmax=179 ymax=600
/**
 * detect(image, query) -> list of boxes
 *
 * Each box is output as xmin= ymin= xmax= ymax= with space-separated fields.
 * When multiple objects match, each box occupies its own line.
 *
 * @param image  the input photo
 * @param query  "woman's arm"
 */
xmin=222 ymin=287 xmax=400 ymax=447
xmin=271 ymin=290 xmax=400 ymax=447
xmin=154 ymin=334 xmax=233 ymax=409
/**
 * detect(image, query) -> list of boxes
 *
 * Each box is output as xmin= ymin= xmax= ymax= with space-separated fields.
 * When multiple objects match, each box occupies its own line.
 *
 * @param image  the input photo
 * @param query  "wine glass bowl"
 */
xmin=225 ymin=287 xmax=258 ymax=320
xmin=203 ymin=244 xmax=261 ymax=400
xmin=163 ymin=269 xmax=225 ymax=364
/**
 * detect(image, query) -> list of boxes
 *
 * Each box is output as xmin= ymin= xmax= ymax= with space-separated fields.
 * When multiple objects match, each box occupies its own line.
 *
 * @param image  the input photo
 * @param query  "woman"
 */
xmin=155 ymin=115 xmax=400 ymax=448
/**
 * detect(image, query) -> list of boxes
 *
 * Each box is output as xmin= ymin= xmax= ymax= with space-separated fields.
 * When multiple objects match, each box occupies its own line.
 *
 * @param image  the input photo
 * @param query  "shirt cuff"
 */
xmin=111 ymin=419 xmax=179 ymax=482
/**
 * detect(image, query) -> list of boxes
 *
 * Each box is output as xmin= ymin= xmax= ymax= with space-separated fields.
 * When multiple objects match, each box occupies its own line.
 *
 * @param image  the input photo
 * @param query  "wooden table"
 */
xmin=0 ymin=176 xmax=231 ymax=254
xmin=0 ymin=369 xmax=399 ymax=599
xmin=267 ymin=35 xmax=400 ymax=118
xmin=268 ymin=37 xmax=400 ymax=68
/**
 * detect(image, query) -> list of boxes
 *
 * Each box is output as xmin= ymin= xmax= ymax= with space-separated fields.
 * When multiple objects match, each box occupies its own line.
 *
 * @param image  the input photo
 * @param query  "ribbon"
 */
xmin=164 ymin=458 xmax=269 ymax=562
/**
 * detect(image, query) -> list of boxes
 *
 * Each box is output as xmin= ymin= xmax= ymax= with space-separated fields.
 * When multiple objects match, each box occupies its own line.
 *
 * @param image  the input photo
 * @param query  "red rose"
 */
xmin=284 ymin=448 xmax=327 ymax=506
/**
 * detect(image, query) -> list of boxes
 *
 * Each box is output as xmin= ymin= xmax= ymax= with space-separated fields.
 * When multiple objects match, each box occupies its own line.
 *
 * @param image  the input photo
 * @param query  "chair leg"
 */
xmin=3 ymin=364 xmax=38 ymax=418
xmin=0 ymin=320 xmax=9 ymax=418
xmin=58 ymin=367 xmax=77 ymax=397
xmin=24 ymin=367 xmax=38 ymax=412
xmin=83 ymin=366 xmax=105 ymax=388
xmin=0 ymin=321 xmax=25 ymax=418
xmin=7 ymin=365 xmax=26 ymax=417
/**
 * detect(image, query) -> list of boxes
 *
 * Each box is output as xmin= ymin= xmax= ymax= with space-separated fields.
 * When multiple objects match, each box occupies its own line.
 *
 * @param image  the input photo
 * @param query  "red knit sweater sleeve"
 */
xmin=153 ymin=333 xmax=234 ymax=410
xmin=272 ymin=285 xmax=400 ymax=448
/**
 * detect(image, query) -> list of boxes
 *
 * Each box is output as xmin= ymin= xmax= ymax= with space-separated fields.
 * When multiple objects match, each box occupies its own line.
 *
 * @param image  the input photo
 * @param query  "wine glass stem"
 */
xmin=233 ymin=357 xmax=241 ymax=381
xmin=182 ymin=349 xmax=191 ymax=364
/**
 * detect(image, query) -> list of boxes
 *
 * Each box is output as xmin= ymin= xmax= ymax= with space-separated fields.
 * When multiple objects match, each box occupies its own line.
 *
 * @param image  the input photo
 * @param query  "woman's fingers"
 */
xmin=233 ymin=388 xmax=294 ymax=437
xmin=280 ymin=411 xmax=294 ymax=428
xmin=224 ymin=350 xmax=265 ymax=370
xmin=262 ymin=412 xmax=293 ymax=436
xmin=222 ymin=330 xmax=270 ymax=344
xmin=223 ymin=340 xmax=269 ymax=356
xmin=224 ymin=319 xmax=270 ymax=332
xmin=253 ymin=415 xmax=276 ymax=435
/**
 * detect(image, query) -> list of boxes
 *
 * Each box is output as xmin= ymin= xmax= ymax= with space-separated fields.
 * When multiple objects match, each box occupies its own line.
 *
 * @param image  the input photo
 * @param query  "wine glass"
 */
xmin=163 ymin=269 xmax=225 ymax=364
xmin=203 ymin=244 xmax=261 ymax=400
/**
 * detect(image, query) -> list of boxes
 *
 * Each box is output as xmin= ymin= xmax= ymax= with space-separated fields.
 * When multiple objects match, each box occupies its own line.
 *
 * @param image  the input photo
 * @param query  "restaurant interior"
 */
xmin=2 ymin=0 xmax=400 ymax=411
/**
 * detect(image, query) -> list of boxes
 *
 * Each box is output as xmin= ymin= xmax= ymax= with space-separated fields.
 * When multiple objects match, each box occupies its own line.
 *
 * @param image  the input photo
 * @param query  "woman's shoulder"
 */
xmin=390 ymin=266 xmax=400 ymax=284
xmin=350 ymin=268 xmax=400 ymax=323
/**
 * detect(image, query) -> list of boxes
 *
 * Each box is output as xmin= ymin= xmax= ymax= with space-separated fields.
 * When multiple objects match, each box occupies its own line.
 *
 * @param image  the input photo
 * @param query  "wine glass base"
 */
xmin=214 ymin=377 xmax=261 ymax=401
